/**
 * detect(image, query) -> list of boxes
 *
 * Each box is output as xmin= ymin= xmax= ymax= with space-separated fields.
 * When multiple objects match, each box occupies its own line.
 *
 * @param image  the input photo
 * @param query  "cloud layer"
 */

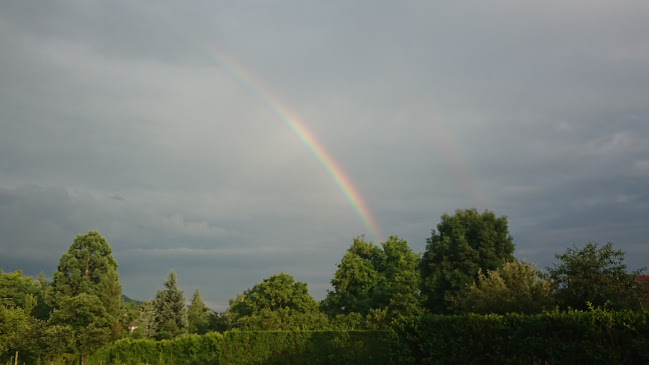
xmin=1 ymin=1 xmax=648 ymax=309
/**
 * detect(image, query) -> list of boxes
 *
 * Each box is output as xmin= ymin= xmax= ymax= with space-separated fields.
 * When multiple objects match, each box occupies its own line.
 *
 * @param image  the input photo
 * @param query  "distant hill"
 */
xmin=122 ymin=294 xmax=143 ymax=306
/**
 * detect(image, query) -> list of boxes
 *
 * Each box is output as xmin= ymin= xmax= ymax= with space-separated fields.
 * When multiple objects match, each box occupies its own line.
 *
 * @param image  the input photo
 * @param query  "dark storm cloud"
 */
xmin=1 ymin=1 xmax=648 ymax=307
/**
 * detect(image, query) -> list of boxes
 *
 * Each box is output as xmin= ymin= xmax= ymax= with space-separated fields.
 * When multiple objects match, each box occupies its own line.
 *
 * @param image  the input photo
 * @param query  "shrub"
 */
xmin=393 ymin=309 xmax=649 ymax=364
xmin=219 ymin=330 xmax=397 ymax=365
xmin=89 ymin=331 xmax=222 ymax=365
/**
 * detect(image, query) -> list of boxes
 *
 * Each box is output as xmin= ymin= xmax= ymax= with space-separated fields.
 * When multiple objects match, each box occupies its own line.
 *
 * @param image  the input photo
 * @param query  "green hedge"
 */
xmin=85 ymin=311 xmax=649 ymax=365
xmin=219 ymin=330 xmax=397 ymax=365
xmin=394 ymin=310 xmax=649 ymax=364
xmin=89 ymin=332 xmax=222 ymax=365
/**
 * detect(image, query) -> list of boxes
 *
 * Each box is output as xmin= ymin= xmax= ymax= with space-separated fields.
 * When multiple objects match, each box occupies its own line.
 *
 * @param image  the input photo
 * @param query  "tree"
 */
xmin=420 ymin=209 xmax=515 ymax=313
xmin=450 ymin=260 xmax=556 ymax=314
xmin=119 ymin=301 xmax=140 ymax=338
xmin=548 ymin=242 xmax=648 ymax=311
xmin=153 ymin=270 xmax=188 ymax=339
xmin=0 ymin=270 xmax=51 ymax=320
xmin=187 ymin=289 xmax=210 ymax=334
xmin=134 ymin=300 xmax=156 ymax=339
xmin=322 ymin=236 xmax=422 ymax=320
xmin=51 ymin=293 xmax=111 ymax=365
xmin=50 ymin=231 xmax=122 ymax=364
xmin=227 ymin=272 xmax=327 ymax=330
xmin=0 ymin=305 xmax=31 ymax=360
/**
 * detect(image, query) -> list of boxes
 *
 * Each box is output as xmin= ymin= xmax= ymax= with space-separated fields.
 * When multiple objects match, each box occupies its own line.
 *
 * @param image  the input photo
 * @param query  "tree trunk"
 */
xmin=14 ymin=351 xmax=18 ymax=365
xmin=81 ymin=352 xmax=87 ymax=365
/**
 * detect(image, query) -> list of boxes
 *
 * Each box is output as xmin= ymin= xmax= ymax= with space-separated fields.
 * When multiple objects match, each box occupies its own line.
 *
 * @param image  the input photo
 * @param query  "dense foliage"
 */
xmin=220 ymin=330 xmax=396 ymax=365
xmin=50 ymin=231 xmax=123 ymax=364
xmin=450 ymin=260 xmax=556 ymax=314
xmin=0 ymin=269 xmax=50 ymax=319
xmin=2 ymin=211 xmax=648 ymax=364
xmin=549 ymin=242 xmax=648 ymax=311
xmin=89 ymin=332 xmax=222 ymax=365
xmin=420 ymin=209 xmax=515 ymax=313
xmin=153 ymin=270 xmax=188 ymax=339
xmin=187 ymin=289 xmax=211 ymax=335
xmin=393 ymin=309 xmax=649 ymax=364
xmin=322 ymin=236 xmax=422 ymax=321
xmin=225 ymin=272 xmax=328 ymax=330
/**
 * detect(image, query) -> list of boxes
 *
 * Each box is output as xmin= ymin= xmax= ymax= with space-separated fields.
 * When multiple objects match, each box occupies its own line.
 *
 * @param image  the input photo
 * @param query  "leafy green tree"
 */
xmin=322 ymin=236 xmax=422 ymax=320
xmin=420 ymin=209 xmax=515 ymax=313
xmin=329 ymin=312 xmax=365 ymax=330
xmin=0 ymin=270 xmax=51 ymax=320
xmin=227 ymin=272 xmax=328 ymax=330
xmin=51 ymin=294 xmax=110 ymax=365
xmin=0 ymin=276 xmax=71 ymax=363
xmin=0 ymin=305 xmax=31 ymax=360
xmin=119 ymin=301 xmax=141 ymax=338
xmin=50 ymin=231 xmax=122 ymax=364
xmin=187 ymin=289 xmax=211 ymax=334
xmin=450 ymin=260 xmax=556 ymax=314
xmin=153 ymin=270 xmax=188 ymax=339
xmin=548 ymin=242 xmax=648 ymax=311
xmin=208 ymin=306 xmax=237 ymax=333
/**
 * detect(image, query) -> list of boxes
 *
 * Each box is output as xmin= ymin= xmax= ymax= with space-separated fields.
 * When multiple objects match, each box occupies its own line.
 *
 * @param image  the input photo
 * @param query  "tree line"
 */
xmin=1 ymin=209 xmax=647 ymax=364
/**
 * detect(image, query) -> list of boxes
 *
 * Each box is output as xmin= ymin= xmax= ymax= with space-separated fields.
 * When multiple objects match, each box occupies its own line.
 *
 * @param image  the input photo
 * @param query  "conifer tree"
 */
xmin=137 ymin=300 xmax=157 ymax=339
xmin=187 ymin=289 xmax=210 ymax=334
xmin=153 ymin=270 xmax=187 ymax=339
xmin=50 ymin=231 xmax=122 ymax=365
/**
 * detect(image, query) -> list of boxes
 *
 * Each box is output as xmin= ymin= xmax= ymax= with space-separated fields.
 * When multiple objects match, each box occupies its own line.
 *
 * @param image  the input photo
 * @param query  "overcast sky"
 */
xmin=1 ymin=1 xmax=648 ymax=310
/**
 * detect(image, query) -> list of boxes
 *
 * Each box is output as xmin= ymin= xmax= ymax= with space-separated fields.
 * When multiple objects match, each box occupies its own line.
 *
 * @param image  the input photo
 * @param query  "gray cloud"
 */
xmin=1 ymin=1 xmax=648 ymax=308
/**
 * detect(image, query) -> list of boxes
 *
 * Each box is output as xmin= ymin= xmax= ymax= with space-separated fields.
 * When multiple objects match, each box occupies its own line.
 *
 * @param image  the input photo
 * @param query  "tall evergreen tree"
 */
xmin=136 ymin=300 xmax=157 ymax=339
xmin=153 ymin=270 xmax=188 ymax=339
xmin=187 ymin=289 xmax=210 ymax=334
xmin=50 ymin=231 xmax=122 ymax=364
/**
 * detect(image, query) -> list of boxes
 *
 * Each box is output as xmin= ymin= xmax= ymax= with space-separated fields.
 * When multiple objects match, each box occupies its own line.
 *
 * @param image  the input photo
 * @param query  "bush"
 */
xmin=219 ymin=330 xmax=397 ymax=365
xmin=89 ymin=332 xmax=222 ymax=365
xmin=86 ymin=310 xmax=649 ymax=364
xmin=393 ymin=309 xmax=649 ymax=364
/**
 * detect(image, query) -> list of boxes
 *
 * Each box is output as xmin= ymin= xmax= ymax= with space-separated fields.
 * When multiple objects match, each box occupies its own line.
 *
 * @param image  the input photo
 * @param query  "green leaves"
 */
xmin=227 ymin=273 xmax=326 ymax=330
xmin=393 ymin=309 xmax=649 ymax=364
xmin=323 ymin=236 xmax=422 ymax=320
xmin=0 ymin=269 xmax=51 ymax=320
xmin=450 ymin=260 xmax=556 ymax=314
xmin=421 ymin=209 xmax=515 ymax=313
xmin=51 ymin=293 xmax=113 ymax=354
xmin=549 ymin=242 xmax=648 ymax=311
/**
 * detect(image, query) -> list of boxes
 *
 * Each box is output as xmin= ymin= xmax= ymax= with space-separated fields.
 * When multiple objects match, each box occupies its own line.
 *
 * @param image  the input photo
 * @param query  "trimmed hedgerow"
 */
xmin=87 ymin=310 xmax=649 ymax=365
xmin=393 ymin=309 xmax=649 ymax=364
xmin=219 ymin=330 xmax=397 ymax=365
xmin=89 ymin=332 xmax=222 ymax=365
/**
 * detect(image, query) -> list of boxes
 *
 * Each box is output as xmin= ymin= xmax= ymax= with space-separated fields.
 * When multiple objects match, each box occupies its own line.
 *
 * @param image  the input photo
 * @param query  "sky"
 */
xmin=1 ymin=1 xmax=648 ymax=310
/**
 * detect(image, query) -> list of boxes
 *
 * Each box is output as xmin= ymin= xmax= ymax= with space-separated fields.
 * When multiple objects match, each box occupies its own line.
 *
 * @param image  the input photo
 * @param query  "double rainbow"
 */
xmin=213 ymin=52 xmax=384 ymax=242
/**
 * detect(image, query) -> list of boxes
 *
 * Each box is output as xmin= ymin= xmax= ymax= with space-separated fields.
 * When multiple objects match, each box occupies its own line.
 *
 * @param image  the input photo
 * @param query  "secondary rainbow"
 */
xmin=211 ymin=51 xmax=384 ymax=242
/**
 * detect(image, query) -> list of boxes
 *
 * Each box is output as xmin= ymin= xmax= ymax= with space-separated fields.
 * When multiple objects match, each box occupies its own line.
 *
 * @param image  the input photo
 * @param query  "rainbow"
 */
xmin=402 ymin=104 xmax=487 ymax=209
xmin=211 ymin=51 xmax=384 ymax=242
xmin=430 ymin=114 xmax=487 ymax=209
